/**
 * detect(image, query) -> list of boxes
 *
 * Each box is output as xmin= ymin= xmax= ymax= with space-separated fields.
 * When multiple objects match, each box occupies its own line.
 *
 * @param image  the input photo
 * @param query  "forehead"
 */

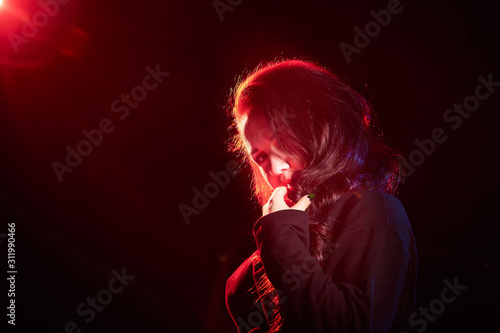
xmin=241 ymin=111 xmax=274 ymax=150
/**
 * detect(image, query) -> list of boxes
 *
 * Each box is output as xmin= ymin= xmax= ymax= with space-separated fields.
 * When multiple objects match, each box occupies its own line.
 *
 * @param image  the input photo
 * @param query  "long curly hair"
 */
xmin=226 ymin=58 xmax=404 ymax=331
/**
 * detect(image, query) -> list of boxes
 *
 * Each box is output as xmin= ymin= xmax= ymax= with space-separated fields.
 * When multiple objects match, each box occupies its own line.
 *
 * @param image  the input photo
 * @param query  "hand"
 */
xmin=262 ymin=186 xmax=312 ymax=216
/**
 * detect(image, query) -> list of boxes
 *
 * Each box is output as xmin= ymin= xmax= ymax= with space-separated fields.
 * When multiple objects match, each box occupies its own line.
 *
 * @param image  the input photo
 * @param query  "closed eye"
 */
xmin=254 ymin=152 xmax=268 ymax=164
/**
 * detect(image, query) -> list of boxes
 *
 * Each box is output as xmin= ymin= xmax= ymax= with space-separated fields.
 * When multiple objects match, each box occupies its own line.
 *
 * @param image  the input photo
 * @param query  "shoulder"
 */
xmin=328 ymin=190 xmax=412 ymax=239
xmin=330 ymin=190 xmax=403 ymax=219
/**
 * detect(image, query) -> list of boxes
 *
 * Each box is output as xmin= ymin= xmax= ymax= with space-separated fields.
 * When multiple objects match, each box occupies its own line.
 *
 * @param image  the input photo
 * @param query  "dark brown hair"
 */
xmin=226 ymin=58 xmax=403 ymax=331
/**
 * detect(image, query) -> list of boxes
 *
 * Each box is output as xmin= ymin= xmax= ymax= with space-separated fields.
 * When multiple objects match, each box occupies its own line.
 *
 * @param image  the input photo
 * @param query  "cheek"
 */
xmin=252 ymin=160 xmax=269 ymax=179
xmin=289 ymin=157 xmax=306 ymax=171
xmin=259 ymin=163 xmax=271 ymax=178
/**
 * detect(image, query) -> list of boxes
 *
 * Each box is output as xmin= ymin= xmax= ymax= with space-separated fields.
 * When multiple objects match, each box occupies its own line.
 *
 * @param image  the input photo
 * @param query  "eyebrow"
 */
xmin=249 ymin=133 xmax=276 ymax=156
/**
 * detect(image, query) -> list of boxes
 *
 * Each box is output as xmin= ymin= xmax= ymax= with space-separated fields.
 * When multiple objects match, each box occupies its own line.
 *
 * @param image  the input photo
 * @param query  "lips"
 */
xmin=268 ymin=172 xmax=293 ymax=189
xmin=270 ymin=178 xmax=290 ymax=190
xmin=279 ymin=172 xmax=292 ymax=184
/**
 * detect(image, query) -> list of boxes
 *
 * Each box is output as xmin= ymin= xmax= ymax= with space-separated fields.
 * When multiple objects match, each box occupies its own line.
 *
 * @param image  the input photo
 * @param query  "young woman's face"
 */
xmin=242 ymin=111 xmax=306 ymax=189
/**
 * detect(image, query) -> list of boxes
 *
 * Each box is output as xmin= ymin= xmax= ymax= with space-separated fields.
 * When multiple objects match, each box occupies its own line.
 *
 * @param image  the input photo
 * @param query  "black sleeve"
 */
xmin=253 ymin=203 xmax=410 ymax=333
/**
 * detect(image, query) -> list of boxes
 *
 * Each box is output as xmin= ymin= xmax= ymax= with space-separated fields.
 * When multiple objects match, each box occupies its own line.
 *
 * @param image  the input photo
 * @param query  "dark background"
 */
xmin=1 ymin=0 xmax=499 ymax=332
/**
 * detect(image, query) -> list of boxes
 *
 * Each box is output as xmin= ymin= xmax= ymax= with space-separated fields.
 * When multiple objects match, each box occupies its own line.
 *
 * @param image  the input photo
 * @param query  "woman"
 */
xmin=224 ymin=59 xmax=417 ymax=333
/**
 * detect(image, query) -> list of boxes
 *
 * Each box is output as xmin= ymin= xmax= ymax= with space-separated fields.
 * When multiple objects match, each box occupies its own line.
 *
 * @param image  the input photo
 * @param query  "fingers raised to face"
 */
xmin=291 ymin=195 xmax=312 ymax=211
xmin=270 ymin=186 xmax=287 ymax=200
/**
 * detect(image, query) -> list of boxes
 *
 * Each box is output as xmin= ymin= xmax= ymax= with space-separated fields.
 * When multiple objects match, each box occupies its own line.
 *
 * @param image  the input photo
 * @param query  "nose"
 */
xmin=268 ymin=156 xmax=289 ymax=178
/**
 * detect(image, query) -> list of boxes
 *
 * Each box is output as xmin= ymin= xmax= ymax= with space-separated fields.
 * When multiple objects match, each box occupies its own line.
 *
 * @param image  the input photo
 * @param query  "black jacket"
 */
xmin=226 ymin=190 xmax=417 ymax=332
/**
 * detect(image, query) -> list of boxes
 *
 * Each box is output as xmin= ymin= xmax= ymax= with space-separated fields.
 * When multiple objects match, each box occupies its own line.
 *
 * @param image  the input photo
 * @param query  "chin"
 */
xmin=267 ymin=177 xmax=290 ymax=189
xmin=270 ymin=183 xmax=287 ymax=189
xmin=282 ymin=184 xmax=291 ymax=191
